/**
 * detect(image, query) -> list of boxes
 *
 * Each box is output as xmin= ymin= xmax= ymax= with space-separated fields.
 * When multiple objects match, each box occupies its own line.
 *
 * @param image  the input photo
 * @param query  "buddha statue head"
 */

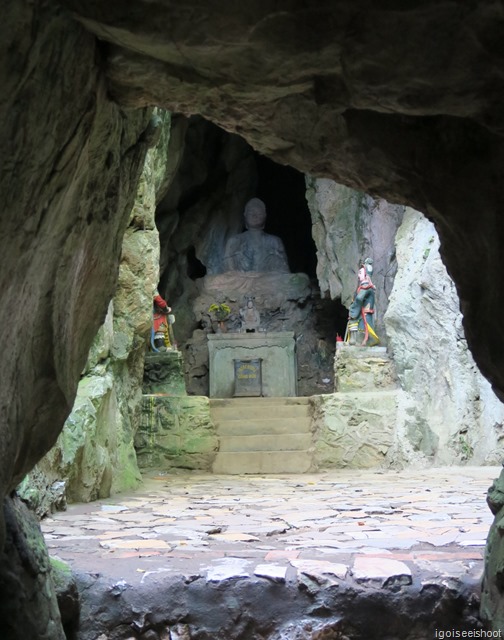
xmin=244 ymin=198 xmax=267 ymax=230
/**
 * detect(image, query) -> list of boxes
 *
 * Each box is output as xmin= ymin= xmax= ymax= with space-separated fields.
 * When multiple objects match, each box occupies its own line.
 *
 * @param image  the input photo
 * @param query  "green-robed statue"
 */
xmin=346 ymin=258 xmax=380 ymax=346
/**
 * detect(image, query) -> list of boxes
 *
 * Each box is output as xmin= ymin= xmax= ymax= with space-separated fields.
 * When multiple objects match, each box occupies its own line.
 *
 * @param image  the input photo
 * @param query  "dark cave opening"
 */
xmin=314 ymin=296 xmax=349 ymax=346
xmin=187 ymin=245 xmax=207 ymax=280
xmin=155 ymin=116 xmax=318 ymax=299
xmin=254 ymin=154 xmax=318 ymax=278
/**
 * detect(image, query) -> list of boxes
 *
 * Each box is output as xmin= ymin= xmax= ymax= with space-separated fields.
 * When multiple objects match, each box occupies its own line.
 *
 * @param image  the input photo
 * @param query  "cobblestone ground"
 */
xmin=42 ymin=467 xmax=496 ymax=588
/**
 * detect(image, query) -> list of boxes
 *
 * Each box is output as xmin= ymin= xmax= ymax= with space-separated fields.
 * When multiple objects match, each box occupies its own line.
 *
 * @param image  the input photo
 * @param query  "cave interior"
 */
xmin=154 ymin=117 xmax=350 ymax=389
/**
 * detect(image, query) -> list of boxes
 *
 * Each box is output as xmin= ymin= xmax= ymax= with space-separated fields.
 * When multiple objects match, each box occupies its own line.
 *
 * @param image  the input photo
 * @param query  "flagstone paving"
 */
xmin=41 ymin=466 xmax=498 ymax=592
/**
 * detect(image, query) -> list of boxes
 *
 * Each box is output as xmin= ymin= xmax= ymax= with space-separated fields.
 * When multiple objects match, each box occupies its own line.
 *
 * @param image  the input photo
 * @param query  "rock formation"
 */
xmin=0 ymin=4 xmax=153 ymax=634
xmin=385 ymin=209 xmax=504 ymax=466
xmin=308 ymin=181 xmax=504 ymax=467
xmin=4 ymin=0 xmax=504 ymax=633
xmin=306 ymin=178 xmax=404 ymax=341
xmin=18 ymin=110 xmax=173 ymax=514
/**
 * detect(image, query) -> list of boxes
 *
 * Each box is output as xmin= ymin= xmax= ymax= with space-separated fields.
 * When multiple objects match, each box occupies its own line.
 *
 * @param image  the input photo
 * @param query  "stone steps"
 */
xmin=211 ymin=405 xmax=311 ymax=421
xmin=212 ymin=450 xmax=312 ymax=474
xmin=216 ymin=417 xmax=311 ymax=436
xmin=210 ymin=396 xmax=310 ymax=407
xmin=210 ymin=397 xmax=313 ymax=474
xmin=219 ymin=433 xmax=312 ymax=452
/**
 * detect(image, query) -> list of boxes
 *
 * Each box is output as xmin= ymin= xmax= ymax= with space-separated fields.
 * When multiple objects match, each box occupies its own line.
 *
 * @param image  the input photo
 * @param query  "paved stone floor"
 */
xmin=42 ymin=467 xmax=498 ymax=590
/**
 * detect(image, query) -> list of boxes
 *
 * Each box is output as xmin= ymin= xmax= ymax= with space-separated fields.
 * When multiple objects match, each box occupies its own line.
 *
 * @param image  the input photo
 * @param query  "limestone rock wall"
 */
xmin=385 ymin=209 xmax=504 ymax=466
xmin=307 ymin=179 xmax=504 ymax=468
xmin=306 ymin=178 xmax=404 ymax=342
xmin=18 ymin=110 xmax=173 ymax=511
xmin=0 ymin=2 xmax=155 ymax=635
xmin=0 ymin=0 xmax=151 ymax=507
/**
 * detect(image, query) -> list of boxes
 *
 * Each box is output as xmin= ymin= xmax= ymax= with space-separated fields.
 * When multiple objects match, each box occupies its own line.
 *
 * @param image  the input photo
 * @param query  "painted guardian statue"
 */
xmin=346 ymin=258 xmax=380 ymax=346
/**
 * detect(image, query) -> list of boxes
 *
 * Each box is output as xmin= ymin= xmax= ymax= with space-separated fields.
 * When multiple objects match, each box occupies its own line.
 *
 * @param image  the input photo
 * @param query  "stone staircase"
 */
xmin=210 ymin=397 xmax=313 ymax=474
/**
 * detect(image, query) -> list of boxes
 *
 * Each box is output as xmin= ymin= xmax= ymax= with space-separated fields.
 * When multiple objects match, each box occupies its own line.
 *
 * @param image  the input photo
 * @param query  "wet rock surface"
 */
xmin=42 ymin=468 xmax=494 ymax=639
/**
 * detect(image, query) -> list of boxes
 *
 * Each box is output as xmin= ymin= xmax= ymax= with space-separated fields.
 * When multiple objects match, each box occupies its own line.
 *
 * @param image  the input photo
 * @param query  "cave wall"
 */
xmin=57 ymin=0 xmax=504 ymax=407
xmin=0 ymin=0 xmax=151 ymax=504
xmin=0 ymin=496 xmax=66 ymax=639
xmin=0 ymin=2 xmax=155 ymax=634
xmin=18 ymin=111 xmax=173 ymax=513
xmin=385 ymin=209 xmax=504 ymax=466
xmin=306 ymin=177 xmax=404 ymax=343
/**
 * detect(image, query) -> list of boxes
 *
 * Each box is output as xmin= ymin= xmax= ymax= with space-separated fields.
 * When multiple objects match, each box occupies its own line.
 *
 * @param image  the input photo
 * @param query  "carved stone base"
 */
xmin=208 ymin=332 xmax=297 ymax=398
xmin=334 ymin=345 xmax=397 ymax=392
xmin=143 ymin=351 xmax=187 ymax=395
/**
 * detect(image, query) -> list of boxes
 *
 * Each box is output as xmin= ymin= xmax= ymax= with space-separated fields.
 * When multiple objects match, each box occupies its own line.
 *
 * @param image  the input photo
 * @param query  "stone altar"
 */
xmin=208 ymin=332 xmax=297 ymax=398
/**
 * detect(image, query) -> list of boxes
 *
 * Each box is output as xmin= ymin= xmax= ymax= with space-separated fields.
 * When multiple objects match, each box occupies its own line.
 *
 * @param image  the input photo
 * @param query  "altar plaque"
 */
xmin=233 ymin=358 xmax=263 ymax=397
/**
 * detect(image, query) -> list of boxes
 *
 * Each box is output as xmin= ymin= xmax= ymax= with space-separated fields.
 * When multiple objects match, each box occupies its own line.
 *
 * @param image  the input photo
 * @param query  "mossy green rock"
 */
xmin=49 ymin=556 xmax=80 ymax=634
xmin=136 ymin=396 xmax=218 ymax=470
xmin=19 ymin=109 xmax=172 ymax=509
xmin=482 ymin=467 xmax=504 ymax=630
xmin=0 ymin=496 xmax=65 ymax=639
xmin=143 ymin=351 xmax=187 ymax=395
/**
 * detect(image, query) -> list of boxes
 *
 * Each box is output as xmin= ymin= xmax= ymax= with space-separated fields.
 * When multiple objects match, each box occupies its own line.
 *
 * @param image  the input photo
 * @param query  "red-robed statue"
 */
xmin=152 ymin=293 xmax=176 ymax=351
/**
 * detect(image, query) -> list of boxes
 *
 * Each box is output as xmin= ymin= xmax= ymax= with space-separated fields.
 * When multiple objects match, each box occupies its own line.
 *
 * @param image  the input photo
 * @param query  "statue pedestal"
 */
xmin=143 ymin=351 xmax=187 ymax=396
xmin=334 ymin=345 xmax=396 ymax=392
xmin=208 ymin=332 xmax=297 ymax=398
